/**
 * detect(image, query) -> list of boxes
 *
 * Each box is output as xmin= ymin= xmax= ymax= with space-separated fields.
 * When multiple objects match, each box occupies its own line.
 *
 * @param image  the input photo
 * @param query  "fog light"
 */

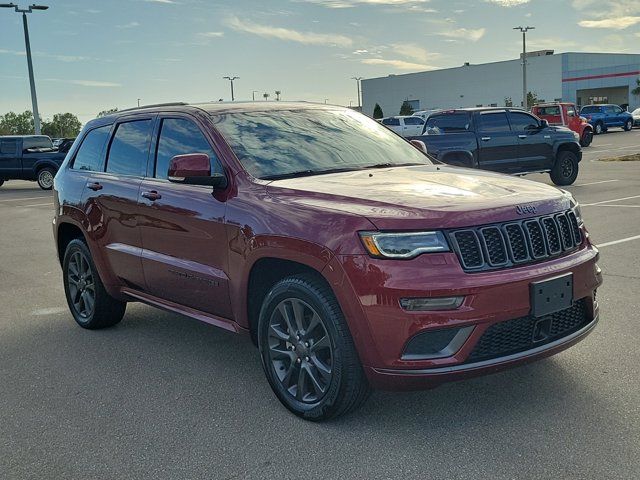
xmin=402 ymin=325 xmax=474 ymax=360
xmin=399 ymin=296 xmax=464 ymax=311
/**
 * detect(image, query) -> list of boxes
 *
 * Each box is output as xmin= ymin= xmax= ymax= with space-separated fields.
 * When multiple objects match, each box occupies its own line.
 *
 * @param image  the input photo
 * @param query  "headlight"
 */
xmin=561 ymin=189 xmax=583 ymax=225
xmin=359 ymin=231 xmax=450 ymax=259
xmin=573 ymin=131 xmax=580 ymax=141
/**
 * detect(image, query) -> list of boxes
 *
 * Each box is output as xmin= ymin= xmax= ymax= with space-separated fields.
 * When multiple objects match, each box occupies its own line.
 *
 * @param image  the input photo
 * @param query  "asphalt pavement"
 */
xmin=1 ymin=128 xmax=639 ymax=479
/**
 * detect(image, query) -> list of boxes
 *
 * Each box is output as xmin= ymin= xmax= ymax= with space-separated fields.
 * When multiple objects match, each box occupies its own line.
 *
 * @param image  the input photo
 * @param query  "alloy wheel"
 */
xmin=561 ymin=157 xmax=574 ymax=178
xmin=267 ymin=298 xmax=333 ymax=403
xmin=38 ymin=170 xmax=54 ymax=189
xmin=67 ymin=251 xmax=96 ymax=319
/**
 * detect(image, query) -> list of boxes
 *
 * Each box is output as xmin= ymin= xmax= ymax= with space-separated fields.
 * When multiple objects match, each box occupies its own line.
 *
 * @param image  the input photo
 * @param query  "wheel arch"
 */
xmin=440 ymin=150 xmax=476 ymax=168
xmin=555 ymin=142 xmax=581 ymax=161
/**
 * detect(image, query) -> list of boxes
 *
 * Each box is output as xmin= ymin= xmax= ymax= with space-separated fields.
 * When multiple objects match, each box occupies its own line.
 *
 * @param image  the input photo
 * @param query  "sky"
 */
xmin=1 ymin=0 xmax=639 ymax=123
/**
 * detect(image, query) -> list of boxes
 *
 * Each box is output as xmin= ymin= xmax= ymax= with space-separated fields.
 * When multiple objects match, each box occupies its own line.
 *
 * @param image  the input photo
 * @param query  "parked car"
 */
xmin=412 ymin=109 xmax=441 ymax=121
xmin=631 ymin=107 xmax=640 ymax=127
xmin=579 ymin=104 xmax=634 ymax=134
xmin=0 ymin=135 xmax=69 ymax=189
xmin=531 ymin=102 xmax=593 ymax=147
xmin=379 ymin=115 xmax=424 ymax=137
xmin=53 ymin=102 xmax=601 ymax=420
xmin=411 ymin=108 xmax=582 ymax=185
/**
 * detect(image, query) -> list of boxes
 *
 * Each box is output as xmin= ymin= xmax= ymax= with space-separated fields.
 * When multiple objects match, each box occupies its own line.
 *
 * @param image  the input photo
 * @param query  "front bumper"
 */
xmin=326 ymin=242 xmax=601 ymax=390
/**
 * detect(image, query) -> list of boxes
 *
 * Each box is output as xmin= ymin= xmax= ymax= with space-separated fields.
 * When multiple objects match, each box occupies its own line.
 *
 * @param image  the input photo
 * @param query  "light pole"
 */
xmin=351 ymin=76 xmax=363 ymax=109
xmin=252 ymin=90 xmax=258 ymax=101
xmin=223 ymin=76 xmax=239 ymax=101
xmin=1 ymin=2 xmax=49 ymax=135
xmin=514 ymin=26 xmax=534 ymax=109
xmin=137 ymin=98 xmax=141 ymax=107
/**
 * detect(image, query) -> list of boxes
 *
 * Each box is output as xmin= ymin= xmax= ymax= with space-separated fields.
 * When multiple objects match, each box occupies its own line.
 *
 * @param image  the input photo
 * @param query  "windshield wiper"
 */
xmin=260 ymin=167 xmax=364 ymax=181
xmin=363 ymin=162 xmax=425 ymax=169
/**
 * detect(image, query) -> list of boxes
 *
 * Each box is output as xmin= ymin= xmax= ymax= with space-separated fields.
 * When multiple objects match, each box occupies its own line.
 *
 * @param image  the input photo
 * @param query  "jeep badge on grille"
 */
xmin=516 ymin=204 xmax=537 ymax=215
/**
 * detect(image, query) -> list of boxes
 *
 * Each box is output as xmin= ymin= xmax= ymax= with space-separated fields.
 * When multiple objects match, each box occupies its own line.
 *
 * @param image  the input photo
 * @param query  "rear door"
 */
xmin=137 ymin=114 xmax=232 ymax=318
xmin=381 ymin=117 xmax=402 ymax=135
xmin=402 ymin=116 xmax=424 ymax=137
xmin=81 ymin=116 xmax=154 ymax=291
xmin=603 ymin=106 xmax=618 ymax=127
xmin=509 ymin=110 xmax=554 ymax=171
xmin=612 ymin=105 xmax=625 ymax=126
xmin=475 ymin=110 xmax=519 ymax=172
xmin=0 ymin=138 xmax=21 ymax=177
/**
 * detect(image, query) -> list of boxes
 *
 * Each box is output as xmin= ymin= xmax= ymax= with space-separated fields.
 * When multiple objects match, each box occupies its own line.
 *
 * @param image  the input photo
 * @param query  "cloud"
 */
xmin=361 ymin=58 xmax=434 ymax=70
xmin=70 ymin=80 xmax=122 ymax=87
xmin=437 ymin=27 xmax=486 ymax=41
xmin=578 ymin=16 xmax=640 ymax=29
xmin=295 ymin=0 xmax=430 ymax=8
xmin=198 ymin=31 xmax=224 ymax=37
xmin=116 ymin=21 xmax=140 ymax=29
xmin=391 ymin=43 xmax=440 ymax=63
xmin=486 ymin=0 xmax=530 ymax=6
xmin=144 ymin=0 xmax=178 ymax=3
xmin=225 ymin=16 xmax=353 ymax=47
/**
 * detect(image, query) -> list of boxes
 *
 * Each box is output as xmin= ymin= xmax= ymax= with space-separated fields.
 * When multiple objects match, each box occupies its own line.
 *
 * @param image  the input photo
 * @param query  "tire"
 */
xmin=37 ymin=167 xmax=55 ymax=190
xmin=550 ymin=150 xmax=579 ymax=186
xmin=63 ymin=239 xmax=126 ymax=329
xmin=579 ymin=130 xmax=593 ymax=147
xmin=623 ymin=119 xmax=633 ymax=131
xmin=594 ymin=122 xmax=604 ymax=135
xmin=0 ymin=179 xmax=4 ymax=188
xmin=258 ymin=274 xmax=370 ymax=421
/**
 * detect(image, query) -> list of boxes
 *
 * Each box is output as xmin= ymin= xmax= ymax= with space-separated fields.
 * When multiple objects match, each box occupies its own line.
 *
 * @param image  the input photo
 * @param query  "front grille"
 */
xmin=449 ymin=210 xmax=582 ymax=272
xmin=466 ymin=299 xmax=588 ymax=363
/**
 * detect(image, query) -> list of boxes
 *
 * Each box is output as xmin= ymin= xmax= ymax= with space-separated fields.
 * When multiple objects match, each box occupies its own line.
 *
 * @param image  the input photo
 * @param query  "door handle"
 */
xmin=87 ymin=182 xmax=102 ymax=191
xmin=481 ymin=137 xmax=491 ymax=141
xmin=141 ymin=191 xmax=162 ymax=201
xmin=518 ymin=135 xmax=527 ymax=139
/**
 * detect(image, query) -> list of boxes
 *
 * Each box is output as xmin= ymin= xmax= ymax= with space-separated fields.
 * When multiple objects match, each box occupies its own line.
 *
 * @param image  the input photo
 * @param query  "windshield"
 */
xmin=210 ymin=108 xmax=431 ymax=179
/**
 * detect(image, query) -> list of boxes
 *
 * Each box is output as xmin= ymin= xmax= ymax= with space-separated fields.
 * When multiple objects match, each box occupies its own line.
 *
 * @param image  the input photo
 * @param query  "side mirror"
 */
xmin=540 ymin=119 xmax=549 ymax=129
xmin=410 ymin=139 xmax=428 ymax=154
xmin=168 ymin=153 xmax=227 ymax=188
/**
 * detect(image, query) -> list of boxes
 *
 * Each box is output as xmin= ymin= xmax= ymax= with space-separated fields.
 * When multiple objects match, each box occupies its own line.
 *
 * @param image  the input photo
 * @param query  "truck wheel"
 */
xmin=0 ymin=179 xmax=4 ymax=188
xmin=550 ymin=150 xmax=579 ymax=186
xmin=580 ymin=130 xmax=593 ymax=147
xmin=623 ymin=119 xmax=633 ymax=131
xmin=63 ymin=239 xmax=126 ymax=329
xmin=594 ymin=122 xmax=604 ymax=135
xmin=37 ymin=167 xmax=55 ymax=190
xmin=258 ymin=274 xmax=370 ymax=421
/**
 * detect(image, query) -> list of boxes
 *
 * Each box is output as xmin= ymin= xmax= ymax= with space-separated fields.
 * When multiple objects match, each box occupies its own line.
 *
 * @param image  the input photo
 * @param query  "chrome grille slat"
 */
xmin=449 ymin=209 xmax=583 ymax=272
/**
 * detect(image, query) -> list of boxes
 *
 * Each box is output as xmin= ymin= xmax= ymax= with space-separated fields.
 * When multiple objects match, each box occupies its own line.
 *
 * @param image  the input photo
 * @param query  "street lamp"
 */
xmin=351 ymin=77 xmax=363 ymax=109
xmin=252 ymin=90 xmax=258 ymax=101
xmin=513 ymin=26 xmax=535 ymax=109
xmin=1 ymin=2 xmax=49 ymax=135
xmin=223 ymin=76 xmax=239 ymax=101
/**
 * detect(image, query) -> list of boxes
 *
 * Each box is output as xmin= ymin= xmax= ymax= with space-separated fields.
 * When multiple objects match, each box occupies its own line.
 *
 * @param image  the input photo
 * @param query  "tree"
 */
xmin=399 ymin=100 xmax=414 ymax=115
xmin=263 ymin=92 xmax=270 ymax=101
xmin=631 ymin=78 xmax=640 ymax=97
xmin=504 ymin=96 xmax=513 ymax=107
xmin=373 ymin=103 xmax=384 ymax=119
xmin=0 ymin=111 xmax=34 ymax=135
xmin=97 ymin=108 xmax=118 ymax=118
xmin=526 ymin=91 xmax=538 ymax=109
xmin=275 ymin=90 xmax=281 ymax=101
xmin=41 ymin=113 xmax=82 ymax=138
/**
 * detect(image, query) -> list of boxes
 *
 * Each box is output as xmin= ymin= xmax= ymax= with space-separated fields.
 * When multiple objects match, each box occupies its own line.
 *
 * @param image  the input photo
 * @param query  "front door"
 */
xmin=137 ymin=115 xmax=232 ymax=319
xmin=509 ymin=110 xmax=554 ymax=171
xmin=476 ymin=110 xmax=519 ymax=172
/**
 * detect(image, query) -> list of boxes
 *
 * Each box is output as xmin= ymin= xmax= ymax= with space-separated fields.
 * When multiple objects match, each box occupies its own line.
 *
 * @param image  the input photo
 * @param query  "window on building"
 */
xmin=106 ymin=120 xmax=152 ymax=176
xmin=72 ymin=125 xmax=111 ymax=172
xmin=477 ymin=111 xmax=510 ymax=132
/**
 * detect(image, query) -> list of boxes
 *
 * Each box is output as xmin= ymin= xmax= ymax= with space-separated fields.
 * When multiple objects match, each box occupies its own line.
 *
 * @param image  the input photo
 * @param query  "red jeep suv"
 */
xmin=53 ymin=102 xmax=602 ymax=420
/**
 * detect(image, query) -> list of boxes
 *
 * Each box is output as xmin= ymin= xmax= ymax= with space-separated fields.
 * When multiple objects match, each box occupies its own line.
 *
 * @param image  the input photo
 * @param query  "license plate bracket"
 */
xmin=530 ymin=273 xmax=573 ymax=317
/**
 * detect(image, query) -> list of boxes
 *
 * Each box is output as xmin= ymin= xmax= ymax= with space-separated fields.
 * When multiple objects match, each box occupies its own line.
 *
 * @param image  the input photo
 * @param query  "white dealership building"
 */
xmin=361 ymin=51 xmax=640 ymax=117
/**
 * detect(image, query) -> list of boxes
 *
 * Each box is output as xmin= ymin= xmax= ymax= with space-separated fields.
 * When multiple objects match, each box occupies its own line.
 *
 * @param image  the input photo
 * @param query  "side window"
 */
xmin=613 ymin=106 xmax=623 ymax=114
xmin=0 ymin=139 xmax=18 ymax=155
xmin=404 ymin=117 xmax=423 ymax=126
xmin=425 ymin=113 xmax=470 ymax=133
xmin=604 ymin=106 xmax=615 ymax=114
xmin=382 ymin=117 xmax=400 ymax=126
xmin=478 ymin=111 xmax=510 ymax=132
xmin=567 ymin=108 xmax=576 ymax=117
xmin=106 ymin=119 xmax=152 ymax=176
xmin=22 ymin=136 xmax=53 ymax=152
xmin=72 ymin=126 xmax=111 ymax=172
xmin=509 ymin=112 xmax=539 ymax=131
xmin=155 ymin=118 xmax=222 ymax=179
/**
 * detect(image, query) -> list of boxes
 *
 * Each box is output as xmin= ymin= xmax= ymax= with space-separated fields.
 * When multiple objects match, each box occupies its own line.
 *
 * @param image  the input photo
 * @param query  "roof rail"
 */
xmin=117 ymin=102 xmax=189 ymax=114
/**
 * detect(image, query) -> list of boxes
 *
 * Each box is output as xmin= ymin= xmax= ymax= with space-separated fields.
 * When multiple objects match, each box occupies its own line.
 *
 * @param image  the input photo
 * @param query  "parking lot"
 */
xmin=1 ymin=129 xmax=639 ymax=479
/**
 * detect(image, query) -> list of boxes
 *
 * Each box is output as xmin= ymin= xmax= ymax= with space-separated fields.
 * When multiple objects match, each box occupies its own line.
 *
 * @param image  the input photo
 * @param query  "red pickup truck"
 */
xmin=531 ymin=103 xmax=593 ymax=147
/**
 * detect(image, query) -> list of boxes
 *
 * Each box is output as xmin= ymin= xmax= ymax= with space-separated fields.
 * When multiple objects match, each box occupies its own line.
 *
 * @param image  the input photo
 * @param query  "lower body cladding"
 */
xmin=331 ymin=244 xmax=602 ymax=391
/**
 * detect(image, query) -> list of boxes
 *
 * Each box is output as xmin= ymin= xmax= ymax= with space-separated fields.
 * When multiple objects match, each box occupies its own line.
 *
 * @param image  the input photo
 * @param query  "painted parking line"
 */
xmin=598 ymin=234 xmax=640 ymax=248
xmin=0 ymin=196 xmax=52 ymax=203
xmin=582 ymin=194 xmax=640 ymax=206
xmin=572 ymin=179 xmax=619 ymax=187
xmin=22 ymin=202 xmax=54 ymax=207
xmin=587 ymin=204 xmax=640 ymax=208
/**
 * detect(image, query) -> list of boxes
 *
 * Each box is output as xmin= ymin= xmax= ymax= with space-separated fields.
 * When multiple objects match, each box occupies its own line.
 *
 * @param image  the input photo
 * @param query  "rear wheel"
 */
xmin=258 ymin=274 xmax=370 ymax=421
xmin=37 ymin=167 xmax=55 ymax=190
xmin=63 ymin=239 xmax=126 ymax=329
xmin=623 ymin=119 xmax=633 ymax=131
xmin=550 ymin=150 xmax=579 ymax=186
xmin=0 ymin=179 xmax=4 ymax=188
xmin=579 ymin=130 xmax=593 ymax=147
xmin=594 ymin=121 xmax=604 ymax=135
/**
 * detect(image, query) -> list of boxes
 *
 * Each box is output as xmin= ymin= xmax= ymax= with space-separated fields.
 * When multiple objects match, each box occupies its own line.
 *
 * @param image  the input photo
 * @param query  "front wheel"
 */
xmin=37 ymin=167 xmax=55 ymax=190
xmin=580 ymin=130 xmax=593 ymax=147
xmin=258 ymin=274 xmax=370 ymax=421
xmin=550 ymin=150 xmax=579 ymax=186
xmin=594 ymin=122 xmax=604 ymax=135
xmin=623 ymin=119 xmax=633 ymax=131
xmin=63 ymin=239 xmax=126 ymax=329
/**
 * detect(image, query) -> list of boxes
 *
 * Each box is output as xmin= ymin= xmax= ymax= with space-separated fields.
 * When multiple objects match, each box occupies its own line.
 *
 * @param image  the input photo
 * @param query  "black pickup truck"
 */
xmin=0 ymin=135 xmax=70 ymax=190
xmin=409 ymin=108 xmax=582 ymax=185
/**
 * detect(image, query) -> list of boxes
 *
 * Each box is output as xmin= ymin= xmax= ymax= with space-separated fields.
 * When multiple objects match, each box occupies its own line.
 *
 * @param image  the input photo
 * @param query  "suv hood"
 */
xmin=266 ymin=165 xmax=570 ymax=230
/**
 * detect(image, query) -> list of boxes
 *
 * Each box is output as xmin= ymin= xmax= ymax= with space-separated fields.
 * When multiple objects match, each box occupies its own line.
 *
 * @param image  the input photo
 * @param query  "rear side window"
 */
xmin=22 ymin=136 xmax=53 ymax=152
xmin=478 ymin=111 xmax=510 ymax=132
xmin=106 ymin=120 xmax=152 ymax=176
xmin=403 ymin=117 xmax=423 ymax=126
xmin=72 ymin=126 xmax=111 ymax=171
xmin=0 ymin=139 xmax=17 ymax=155
xmin=155 ymin=118 xmax=222 ymax=179
xmin=425 ymin=113 xmax=470 ymax=133
xmin=537 ymin=106 xmax=560 ymax=116
xmin=382 ymin=117 xmax=400 ymax=126
xmin=509 ymin=112 xmax=539 ymax=131
xmin=581 ymin=106 xmax=600 ymax=114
